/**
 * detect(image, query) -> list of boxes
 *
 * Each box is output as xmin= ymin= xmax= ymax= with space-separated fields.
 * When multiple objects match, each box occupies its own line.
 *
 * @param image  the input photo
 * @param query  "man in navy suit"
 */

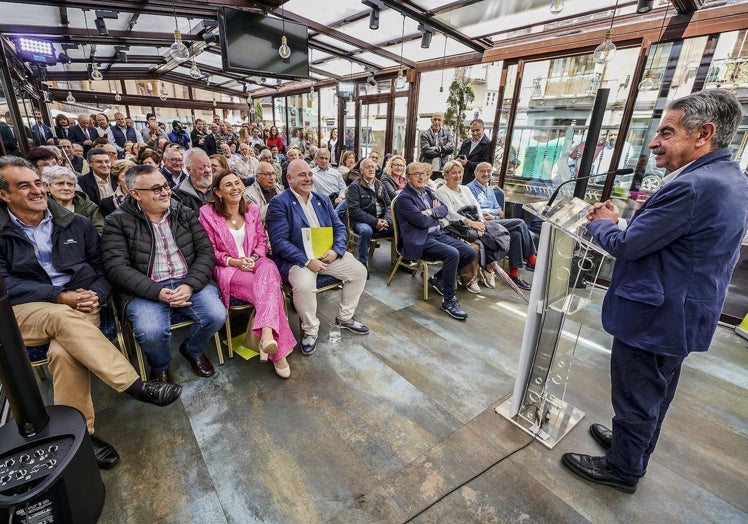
xmin=31 ymin=108 xmax=54 ymax=146
xmin=456 ymin=118 xmax=491 ymax=184
xmin=562 ymin=89 xmax=748 ymax=494
xmin=394 ymin=162 xmax=475 ymax=320
xmin=266 ymin=159 xmax=370 ymax=356
xmin=67 ymin=114 xmax=95 ymax=156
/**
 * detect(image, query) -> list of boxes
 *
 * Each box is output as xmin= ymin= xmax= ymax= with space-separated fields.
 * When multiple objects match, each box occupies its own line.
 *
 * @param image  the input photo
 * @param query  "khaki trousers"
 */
xmin=13 ymin=302 xmax=139 ymax=433
xmin=288 ymin=251 xmax=367 ymax=336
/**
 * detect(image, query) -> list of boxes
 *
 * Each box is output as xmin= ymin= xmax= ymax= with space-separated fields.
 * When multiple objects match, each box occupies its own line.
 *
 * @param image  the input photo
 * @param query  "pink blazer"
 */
xmin=198 ymin=203 xmax=268 ymax=307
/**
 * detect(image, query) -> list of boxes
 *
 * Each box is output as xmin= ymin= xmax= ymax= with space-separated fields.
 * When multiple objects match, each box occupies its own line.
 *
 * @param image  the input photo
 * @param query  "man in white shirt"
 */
xmin=311 ymin=148 xmax=346 ymax=206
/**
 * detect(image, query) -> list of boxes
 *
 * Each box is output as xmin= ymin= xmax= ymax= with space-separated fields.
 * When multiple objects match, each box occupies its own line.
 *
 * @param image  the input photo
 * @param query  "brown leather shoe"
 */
xmin=149 ymin=369 xmax=172 ymax=383
xmin=179 ymin=344 xmax=215 ymax=377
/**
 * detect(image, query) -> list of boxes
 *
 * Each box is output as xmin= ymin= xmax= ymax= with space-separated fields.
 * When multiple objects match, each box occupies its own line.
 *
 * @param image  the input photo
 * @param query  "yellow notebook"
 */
xmin=301 ymin=226 xmax=333 ymax=259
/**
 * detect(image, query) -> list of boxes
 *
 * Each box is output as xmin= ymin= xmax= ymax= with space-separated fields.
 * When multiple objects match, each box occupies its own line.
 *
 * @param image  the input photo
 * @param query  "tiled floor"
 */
xmin=37 ymin=246 xmax=748 ymax=523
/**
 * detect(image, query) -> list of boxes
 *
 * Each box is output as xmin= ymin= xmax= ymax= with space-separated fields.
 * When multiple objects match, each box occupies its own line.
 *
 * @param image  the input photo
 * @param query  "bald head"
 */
xmin=287 ymin=159 xmax=314 ymax=198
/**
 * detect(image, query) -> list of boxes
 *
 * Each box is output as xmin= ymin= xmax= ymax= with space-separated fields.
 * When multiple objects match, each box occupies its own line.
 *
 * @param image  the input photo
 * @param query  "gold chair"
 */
xmin=224 ymin=298 xmax=255 ymax=359
xmin=386 ymin=194 xmax=441 ymax=300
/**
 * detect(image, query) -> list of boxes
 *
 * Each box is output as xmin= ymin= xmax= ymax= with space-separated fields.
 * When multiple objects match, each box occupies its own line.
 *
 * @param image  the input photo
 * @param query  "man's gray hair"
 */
xmin=183 ymin=147 xmax=207 ymax=171
xmin=41 ymin=165 xmax=77 ymax=185
xmin=123 ymin=164 xmax=159 ymax=190
xmin=667 ymin=89 xmax=743 ymax=149
xmin=0 ymin=156 xmax=34 ymax=191
xmin=314 ymin=148 xmax=330 ymax=159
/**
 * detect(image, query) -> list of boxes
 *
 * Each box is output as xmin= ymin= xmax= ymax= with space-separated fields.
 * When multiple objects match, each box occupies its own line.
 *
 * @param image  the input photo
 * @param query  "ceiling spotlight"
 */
xmin=418 ymin=23 xmax=434 ymax=49
xmin=57 ymin=52 xmax=72 ymax=64
xmin=362 ymin=0 xmax=383 ymax=30
xmin=94 ymin=17 xmax=109 ymax=36
xmin=89 ymin=63 xmax=103 ymax=81
xmin=636 ymin=0 xmax=654 ymax=13
xmin=367 ymin=75 xmax=377 ymax=88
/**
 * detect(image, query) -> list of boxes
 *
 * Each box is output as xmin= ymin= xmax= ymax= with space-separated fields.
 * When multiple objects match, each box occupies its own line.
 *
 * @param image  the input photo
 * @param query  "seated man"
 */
xmin=266 ymin=159 xmax=370 ymax=356
xmin=0 ymin=157 xmax=181 ymax=469
xmin=172 ymin=148 xmax=213 ymax=214
xmin=346 ymin=157 xmax=392 ymax=267
xmin=467 ymin=162 xmax=536 ymax=290
xmin=243 ymin=161 xmax=284 ymax=223
xmin=395 ymin=162 xmax=476 ymax=320
xmin=78 ymin=147 xmax=117 ymax=205
xmin=102 ymin=164 xmax=226 ymax=383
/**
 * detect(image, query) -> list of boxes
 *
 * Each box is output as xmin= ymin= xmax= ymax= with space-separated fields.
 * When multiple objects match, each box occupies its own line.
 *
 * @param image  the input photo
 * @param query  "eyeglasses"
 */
xmin=165 ymin=157 xmax=183 ymax=163
xmin=257 ymin=171 xmax=275 ymax=176
xmin=408 ymin=172 xmax=428 ymax=178
xmin=133 ymin=183 xmax=171 ymax=195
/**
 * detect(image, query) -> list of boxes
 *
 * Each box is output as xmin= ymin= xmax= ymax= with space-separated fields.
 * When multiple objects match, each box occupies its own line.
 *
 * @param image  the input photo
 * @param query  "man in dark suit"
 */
xmin=394 ymin=162 xmax=475 ymax=320
xmin=456 ymin=118 xmax=491 ymax=184
xmin=562 ymin=90 xmax=748 ymax=494
xmin=78 ymin=147 xmax=116 ymax=205
xmin=1 ymin=112 xmax=20 ymax=156
xmin=266 ymin=159 xmax=370 ymax=356
xmin=67 ymin=114 xmax=95 ymax=156
xmin=31 ymin=108 xmax=54 ymax=146
xmin=203 ymin=122 xmax=218 ymax=156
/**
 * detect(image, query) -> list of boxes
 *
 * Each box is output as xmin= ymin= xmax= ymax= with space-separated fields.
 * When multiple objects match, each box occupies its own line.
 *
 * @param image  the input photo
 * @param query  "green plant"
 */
xmin=252 ymin=99 xmax=264 ymax=123
xmin=444 ymin=68 xmax=475 ymax=144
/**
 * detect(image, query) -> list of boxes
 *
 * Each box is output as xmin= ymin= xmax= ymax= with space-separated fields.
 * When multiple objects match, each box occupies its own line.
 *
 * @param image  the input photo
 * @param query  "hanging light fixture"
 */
xmin=114 ymin=91 xmax=122 ymax=102
xmin=159 ymin=82 xmax=169 ymax=101
xmin=189 ymin=56 xmax=203 ymax=79
xmin=66 ymin=91 xmax=76 ymax=104
xmin=278 ymin=3 xmax=291 ymax=59
xmin=549 ymin=0 xmax=564 ymax=15
xmin=309 ymin=84 xmax=317 ymax=101
xmin=168 ymin=1 xmax=190 ymax=62
xmin=439 ymin=34 xmax=448 ymax=93
xmin=593 ymin=0 xmax=620 ymax=64
xmin=638 ymin=4 xmax=670 ymax=91
xmin=395 ymin=14 xmax=407 ymax=90
xmin=83 ymin=10 xmax=103 ymax=81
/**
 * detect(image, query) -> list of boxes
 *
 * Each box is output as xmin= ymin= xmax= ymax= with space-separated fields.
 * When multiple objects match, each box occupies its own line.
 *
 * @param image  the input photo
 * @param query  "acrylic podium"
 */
xmin=496 ymin=197 xmax=612 ymax=448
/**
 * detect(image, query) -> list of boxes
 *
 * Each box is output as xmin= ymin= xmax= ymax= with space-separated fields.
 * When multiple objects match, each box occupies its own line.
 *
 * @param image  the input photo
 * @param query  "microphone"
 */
xmin=546 ymin=168 xmax=633 ymax=207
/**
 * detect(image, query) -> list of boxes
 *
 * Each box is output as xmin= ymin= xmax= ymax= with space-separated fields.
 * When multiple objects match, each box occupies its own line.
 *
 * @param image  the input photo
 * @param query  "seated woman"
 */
xmin=209 ymin=153 xmax=230 ymax=175
xmin=137 ymin=148 xmax=161 ymax=167
xmin=41 ymin=166 xmax=105 ymax=235
xmin=381 ymin=154 xmax=407 ymax=200
xmin=338 ymin=150 xmax=357 ymax=184
xmin=199 ymin=170 xmax=295 ymax=379
xmin=434 ymin=160 xmax=511 ymax=292
xmin=100 ymin=160 xmax=135 ymax=217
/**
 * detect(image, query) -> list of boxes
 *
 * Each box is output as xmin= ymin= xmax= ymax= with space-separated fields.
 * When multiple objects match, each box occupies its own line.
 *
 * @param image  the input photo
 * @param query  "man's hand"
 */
xmin=158 ymin=285 xmax=193 ymax=307
xmin=57 ymin=289 xmax=100 ymax=313
xmin=376 ymin=219 xmax=389 ymax=231
xmin=587 ymin=200 xmax=619 ymax=223
xmin=307 ymin=259 xmax=327 ymax=273
xmin=319 ymin=250 xmax=339 ymax=264
xmin=483 ymin=212 xmax=495 ymax=221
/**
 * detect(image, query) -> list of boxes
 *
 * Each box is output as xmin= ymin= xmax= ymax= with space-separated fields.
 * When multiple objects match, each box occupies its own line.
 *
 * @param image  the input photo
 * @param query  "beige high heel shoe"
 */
xmin=272 ymin=357 xmax=291 ymax=379
xmin=258 ymin=339 xmax=278 ymax=362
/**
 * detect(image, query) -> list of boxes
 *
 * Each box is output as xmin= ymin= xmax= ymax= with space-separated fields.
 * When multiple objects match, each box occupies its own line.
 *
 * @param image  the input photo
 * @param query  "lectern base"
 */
xmin=496 ymin=395 xmax=585 ymax=449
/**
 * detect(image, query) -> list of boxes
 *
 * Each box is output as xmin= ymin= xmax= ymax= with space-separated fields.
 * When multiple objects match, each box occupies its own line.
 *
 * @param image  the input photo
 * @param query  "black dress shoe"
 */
xmin=511 ymin=275 xmax=532 ymax=290
xmin=137 ymin=380 xmax=183 ymax=407
xmin=561 ymin=453 xmax=637 ymax=494
xmin=179 ymin=344 xmax=215 ymax=377
xmin=590 ymin=423 xmax=612 ymax=450
xmin=149 ymin=369 xmax=172 ymax=383
xmin=89 ymin=434 xmax=119 ymax=470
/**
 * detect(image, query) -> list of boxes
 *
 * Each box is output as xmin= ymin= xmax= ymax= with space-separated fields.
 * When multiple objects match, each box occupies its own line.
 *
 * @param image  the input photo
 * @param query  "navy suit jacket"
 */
xmin=32 ymin=122 xmax=53 ymax=146
xmin=266 ymin=189 xmax=347 ymax=282
xmin=457 ymin=135 xmax=491 ymax=184
xmin=588 ymin=148 xmax=748 ymax=358
xmin=67 ymin=125 xmax=93 ymax=154
xmin=77 ymin=172 xmax=117 ymax=205
xmin=394 ymin=184 xmax=448 ymax=261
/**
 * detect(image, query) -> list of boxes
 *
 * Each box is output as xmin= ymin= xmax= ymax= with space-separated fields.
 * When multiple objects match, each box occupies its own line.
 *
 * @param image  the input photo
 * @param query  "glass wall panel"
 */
xmin=495 ymin=63 xmax=518 ymax=184
xmin=319 ymin=87 xmax=339 ymax=161
xmin=392 ymin=96 xmax=408 ymax=156
xmin=358 ymin=101 xmax=388 ymax=160
xmin=273 ymin=96 xmax=287 ymax=144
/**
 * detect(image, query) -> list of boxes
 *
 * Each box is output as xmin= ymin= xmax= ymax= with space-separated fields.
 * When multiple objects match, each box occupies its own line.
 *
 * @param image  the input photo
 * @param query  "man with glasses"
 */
xmin=161 ymin=146 xmax=187 ymax=188
xmin=102 ymin=164 xmax=225 ymax=383
xmin=78 ymin=147 xmax=116 ymax=205
xmin=394 ymin=162 xmax=475 ymax=320
xmin=267 ymin=159 xmax=370 ymax=356
xmin=173 ymin=148 xmax=212 ymax=214
xmin=109 ymin=112 xmax=143 ymax=156
xmin=243 ymin=161 xmax=282 ymax=222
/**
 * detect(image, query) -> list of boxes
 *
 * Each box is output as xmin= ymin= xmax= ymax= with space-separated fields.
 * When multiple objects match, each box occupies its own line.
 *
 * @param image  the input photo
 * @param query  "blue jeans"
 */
xmin=125 ymin=279 xmax=226 ymax=372
xmin=352 ymin=221 xmax=391 ymax=265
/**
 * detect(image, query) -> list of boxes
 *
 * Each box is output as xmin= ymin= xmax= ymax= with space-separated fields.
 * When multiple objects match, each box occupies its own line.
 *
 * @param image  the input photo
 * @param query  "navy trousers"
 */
xmin=606 ymin=338 xmax=684 ymax=484
xmin=421 ymin=230 xmax=475 ymax=300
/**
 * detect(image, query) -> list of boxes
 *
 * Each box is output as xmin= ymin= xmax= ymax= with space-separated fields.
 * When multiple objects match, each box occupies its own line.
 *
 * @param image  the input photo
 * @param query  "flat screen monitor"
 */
xmin=219 ymin=7 xmax=309 ymax=79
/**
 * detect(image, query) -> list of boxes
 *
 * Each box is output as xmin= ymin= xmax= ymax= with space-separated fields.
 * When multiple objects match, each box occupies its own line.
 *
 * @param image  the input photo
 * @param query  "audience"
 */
xmin=42 ymin=165 xmax=105 ymax=235
xmin=199 ymin=170 xmax=295 ymax=378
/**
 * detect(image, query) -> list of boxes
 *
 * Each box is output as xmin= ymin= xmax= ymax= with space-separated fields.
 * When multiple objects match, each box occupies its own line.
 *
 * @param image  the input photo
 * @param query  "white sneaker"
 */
xmin=479 ymin=267 xmax=496 ymax=289
xmin=461 ymin=278 xmax=481 ymax=294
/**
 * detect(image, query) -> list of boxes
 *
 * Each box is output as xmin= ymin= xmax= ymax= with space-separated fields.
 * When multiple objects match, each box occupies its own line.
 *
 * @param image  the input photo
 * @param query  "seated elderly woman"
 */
xmin=199 ymin=170 xmax=295 ymax=379
xmin=41 ymin=165 xmax=105 ymax=235
xmin=381 ymin=154 xmax=407 ymax=200
xmin=99 ymin=159 xmax=135 ymax=217
xmin=434 ymin=160 xmax=511 ymax=292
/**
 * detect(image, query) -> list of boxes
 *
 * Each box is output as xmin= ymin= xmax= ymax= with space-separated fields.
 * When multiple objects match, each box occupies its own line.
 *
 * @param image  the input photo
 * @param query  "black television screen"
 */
xmin=219 ymin=7 xmax=309 ymax=79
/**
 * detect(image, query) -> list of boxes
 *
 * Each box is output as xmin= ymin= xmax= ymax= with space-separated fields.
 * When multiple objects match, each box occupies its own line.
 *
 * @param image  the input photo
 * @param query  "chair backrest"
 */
xmin=390 ymin=194 xmax=401 ymax=254
xmin=494 ymin=187 xmax=505 ymax=212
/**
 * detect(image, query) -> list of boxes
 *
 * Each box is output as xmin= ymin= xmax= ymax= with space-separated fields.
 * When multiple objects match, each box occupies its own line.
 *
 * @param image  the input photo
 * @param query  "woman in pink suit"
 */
xmin=199 ymin=170 xmax=295 ymax=378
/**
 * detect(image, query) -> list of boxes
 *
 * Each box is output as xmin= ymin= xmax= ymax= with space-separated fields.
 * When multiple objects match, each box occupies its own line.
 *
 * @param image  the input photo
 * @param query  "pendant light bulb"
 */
xmin=65 ymin=91 xmax=76 ymax=104
xmin=278 ymin=35 xmax=291 ymax=59
xmin=90 ymin=63 xmax=103 ymax=81
xmin=395 ymin=70 xmax=406 ymax=90
xmin=169 ymin=30 xmax=190 ymax=63
xmin=159 ymin=83 xmax=168 ymax=101
xmin=309 ymin=85 xmax=317 ymax=101
xmin=638 ymin=70 xmax=657 ymax=91
xmin=189 ymin=57 xmax=203 ymax=79
xmin=549 ymin=0 xmax=564 ymax=15
xmin=593 ymin=29 xmax=617 ymax=64
xmin=114 ymin=92 xmax=122 ymax=102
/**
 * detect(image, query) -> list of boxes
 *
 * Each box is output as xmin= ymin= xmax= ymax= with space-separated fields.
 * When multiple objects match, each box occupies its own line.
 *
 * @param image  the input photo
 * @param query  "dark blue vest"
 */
xmin=110 ymin=125 xmax=136 ymax=147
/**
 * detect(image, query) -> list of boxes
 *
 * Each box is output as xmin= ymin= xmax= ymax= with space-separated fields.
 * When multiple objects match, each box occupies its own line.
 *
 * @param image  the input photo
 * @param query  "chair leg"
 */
xmin=133 ymin=340 xmax=148 ymax=381
xmin=225 ymin=308 xmax=234 ymax=359
xmin=421 ymin=262 xmax=430 ymax=301
xmin=214 ymin=332 xmax=224 ymax=366
xmin=387 ymin=256 xmax=403 ymax=286
xmin=34 ymin=364 xmax=47 ymax=381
